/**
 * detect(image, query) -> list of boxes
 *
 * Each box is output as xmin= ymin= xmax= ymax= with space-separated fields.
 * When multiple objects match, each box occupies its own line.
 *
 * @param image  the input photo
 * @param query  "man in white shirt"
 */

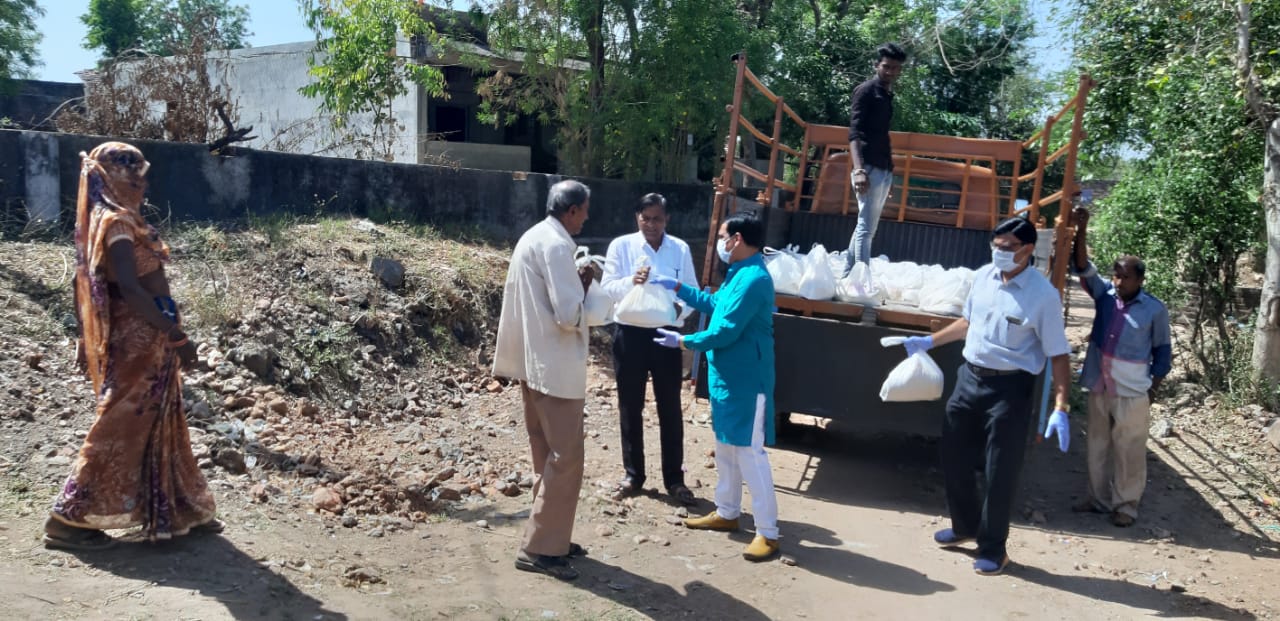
xmin=493 ymin=180 xmax=594 ymax=581
xmin=600 ymin=193 xmax=700 ymax=505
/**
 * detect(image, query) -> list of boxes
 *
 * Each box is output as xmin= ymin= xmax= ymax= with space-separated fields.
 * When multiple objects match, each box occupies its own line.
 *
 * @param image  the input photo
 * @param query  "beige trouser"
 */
xmin=1086 ymin=392 xmax=1151 ymax=518
xmin=521 ymin=384 xmax=586 ymax=556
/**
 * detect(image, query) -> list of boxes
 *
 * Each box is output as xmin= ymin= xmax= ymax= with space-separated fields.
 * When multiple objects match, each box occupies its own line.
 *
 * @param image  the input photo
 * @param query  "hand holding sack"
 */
xmin=877 ymin=336 xmax=944 ymax=402
xmin=575 ymin=246 xmax=613 ymax=327
xmin=615 ymin=283 xmax=678 ymax=328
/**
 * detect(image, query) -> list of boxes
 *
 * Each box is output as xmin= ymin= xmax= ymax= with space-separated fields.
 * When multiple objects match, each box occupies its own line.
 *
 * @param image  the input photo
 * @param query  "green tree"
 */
xmin=83 ymin=0 xmax=144 ymax=58
xmin=140 ymin=0 xmax=250 ymax=56
xmin=1074 ymin=0 xmax=1279 ymax=397
xmin=0 ymin=0 xmax=42 ymax=90
xmin=82 ymin=0 xmax=249 ymax=58
xmin=299 ymin=0 xmax=446 ymax=161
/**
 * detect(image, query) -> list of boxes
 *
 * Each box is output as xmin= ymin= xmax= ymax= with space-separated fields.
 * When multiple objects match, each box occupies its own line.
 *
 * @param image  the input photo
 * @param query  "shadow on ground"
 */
xmin=65 ymin=533 xmax=347 ymax=621
xmin=773 ymin=414 xmax=1280 ymax=561
xmin=569 ymin=556 xmax=772 ymax=620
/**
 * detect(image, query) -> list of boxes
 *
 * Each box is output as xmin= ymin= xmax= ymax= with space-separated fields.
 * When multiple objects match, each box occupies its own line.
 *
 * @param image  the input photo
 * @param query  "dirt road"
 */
xmin=2 ymin=378 xmax=1276 ymax=621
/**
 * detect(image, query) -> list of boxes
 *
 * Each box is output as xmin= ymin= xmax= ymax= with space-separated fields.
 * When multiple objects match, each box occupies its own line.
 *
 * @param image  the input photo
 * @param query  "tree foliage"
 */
xmin=300 ymin=0 xmax=447 ymax=161
xmin=0 ymin=0 xmax=43 ymax=88
xmin=470 ymin=0 xmax=1049 ymax=180
xmin=1074 ymin=0 xmax=1279 ymax=393
xmin=82 ymin=0 xmax=250 ymax=58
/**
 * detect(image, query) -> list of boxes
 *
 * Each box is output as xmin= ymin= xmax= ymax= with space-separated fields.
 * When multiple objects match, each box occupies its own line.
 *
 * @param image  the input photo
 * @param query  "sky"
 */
xmin=34 ymin=0 xmax=1075 ymax=83
xmin=35 ymin=1 xmax=315 ymax=83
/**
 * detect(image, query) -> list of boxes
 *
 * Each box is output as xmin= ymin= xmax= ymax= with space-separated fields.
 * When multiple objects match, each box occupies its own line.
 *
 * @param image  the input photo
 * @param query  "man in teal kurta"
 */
xmin=650 ymin=212 xmax=780 ymax=562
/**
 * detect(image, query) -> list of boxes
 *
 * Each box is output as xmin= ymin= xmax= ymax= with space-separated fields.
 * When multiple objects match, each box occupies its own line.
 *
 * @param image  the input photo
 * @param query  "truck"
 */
xmin=695 ymin=53 xmax=1094 ymax=437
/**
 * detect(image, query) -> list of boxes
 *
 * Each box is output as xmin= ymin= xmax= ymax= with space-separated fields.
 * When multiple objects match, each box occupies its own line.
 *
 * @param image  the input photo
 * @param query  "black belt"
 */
xmin=966 ymin=362 xmax=1027 ymax=377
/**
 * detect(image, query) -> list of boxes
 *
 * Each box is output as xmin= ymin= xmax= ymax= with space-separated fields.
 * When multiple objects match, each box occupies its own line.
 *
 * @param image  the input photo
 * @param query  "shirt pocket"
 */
xmin=994 ymin=312 xmax=1036 ymax=352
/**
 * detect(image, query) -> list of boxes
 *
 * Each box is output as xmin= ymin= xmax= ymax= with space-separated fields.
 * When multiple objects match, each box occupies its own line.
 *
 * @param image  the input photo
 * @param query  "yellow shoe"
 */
xmin=683 ymin=511 xmax=739 ymax=531
xmin=743 ymin=534 xmax=780 ymax=562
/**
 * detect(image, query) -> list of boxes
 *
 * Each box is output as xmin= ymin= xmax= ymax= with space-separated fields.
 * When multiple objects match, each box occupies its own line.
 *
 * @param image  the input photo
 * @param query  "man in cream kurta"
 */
xmin=493 ymin=180 xmax=593 ymax=581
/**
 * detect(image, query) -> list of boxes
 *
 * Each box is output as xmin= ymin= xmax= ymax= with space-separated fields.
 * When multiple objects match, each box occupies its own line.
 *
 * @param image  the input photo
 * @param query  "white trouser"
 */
xmin=714 ymin=393 xmax=779 ymax=540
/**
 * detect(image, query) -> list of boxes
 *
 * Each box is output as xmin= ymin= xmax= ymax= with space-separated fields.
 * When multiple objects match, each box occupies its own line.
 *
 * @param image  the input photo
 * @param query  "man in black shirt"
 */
xmin=844 ymin=42 xmax=906 ymax=274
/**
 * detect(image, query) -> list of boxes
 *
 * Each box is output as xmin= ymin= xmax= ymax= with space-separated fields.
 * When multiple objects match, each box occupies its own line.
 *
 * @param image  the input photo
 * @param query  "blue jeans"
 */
xmin=845 ymin=165 xmax=893 ymax=272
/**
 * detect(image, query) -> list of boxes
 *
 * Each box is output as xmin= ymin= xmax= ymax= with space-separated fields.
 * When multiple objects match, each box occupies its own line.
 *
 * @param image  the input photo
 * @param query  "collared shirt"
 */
xmin=1074 ymin=261 xmax=1172 ymax=397
xmin=848 ymin=76 xmax=895 ymax=172
xmin=492 ymin=216 xmax=590 ymax=399
xmin=601 ymin=231 xmax=699 ymax=326
xmin=962 ymin=263 xmax=1072 ymax=373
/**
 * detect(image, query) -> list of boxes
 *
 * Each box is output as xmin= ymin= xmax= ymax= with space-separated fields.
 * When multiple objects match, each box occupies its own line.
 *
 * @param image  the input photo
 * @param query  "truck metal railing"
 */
xmin=704 ymin=52 xmax=1095 ymax=297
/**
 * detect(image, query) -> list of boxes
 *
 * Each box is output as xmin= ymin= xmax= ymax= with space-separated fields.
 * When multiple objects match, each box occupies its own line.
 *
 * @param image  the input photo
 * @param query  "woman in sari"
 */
xmin=43 ymin=141 xmax=220 ymax=550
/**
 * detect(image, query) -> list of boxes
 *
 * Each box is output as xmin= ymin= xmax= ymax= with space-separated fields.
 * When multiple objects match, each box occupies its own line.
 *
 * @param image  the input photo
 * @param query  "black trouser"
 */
xmin=612 ymin=324 xmax=685 ymax=491
xmin=940 ymin=363 xmax=1036 ymax=560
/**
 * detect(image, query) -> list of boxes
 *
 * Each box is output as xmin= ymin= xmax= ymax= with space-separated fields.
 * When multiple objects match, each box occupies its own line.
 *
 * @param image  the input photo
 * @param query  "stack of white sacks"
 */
xmin=764 ymin=244 xmax=975 ymax=316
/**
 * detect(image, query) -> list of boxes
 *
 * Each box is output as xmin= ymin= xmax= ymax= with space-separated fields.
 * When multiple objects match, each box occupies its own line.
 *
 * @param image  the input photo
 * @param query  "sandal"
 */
xmin=1110 ymin=511 xmax=1135 ymax=527
xmin=610 ymin=478 xmax=641 ymax=501
xmin=514 ymin=551 xmax=579 ymax=581
xmin=668 ymin=485 xmax=697 ymax=507
xmin=43 ymin=526 xmax=117 ymax=551
xmin=191 ymin=518 xmax=225 ymax=534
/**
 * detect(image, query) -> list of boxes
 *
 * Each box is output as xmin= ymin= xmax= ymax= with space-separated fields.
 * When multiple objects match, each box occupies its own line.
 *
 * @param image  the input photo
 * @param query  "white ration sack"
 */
xmin=614 ymin=283 xmax=677 ymax=328
xmin=877 ymin=336 xmax=944 ymax=402
xmin=798 ymin=244 xmax=837 ymax=301
xmin=765 ymin=248 xmax=804 ymax=296
xmin=918 ymin=267 xmax=974 ymax=317
xmin=835 ymin=261 xmax=885 ymax=306
xmin=575 ymin=246 xmax=613 ymax=326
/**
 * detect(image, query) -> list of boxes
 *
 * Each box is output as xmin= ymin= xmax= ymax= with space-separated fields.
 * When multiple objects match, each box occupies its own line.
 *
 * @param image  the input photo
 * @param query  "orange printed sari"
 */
xmin=50 ymin=142 xmax=217 ymax=540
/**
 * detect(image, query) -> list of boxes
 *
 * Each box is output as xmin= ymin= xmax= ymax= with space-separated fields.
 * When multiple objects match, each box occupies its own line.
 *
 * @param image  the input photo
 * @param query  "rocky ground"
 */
xmin=0 ymin=218 xmax=1278 ymax=620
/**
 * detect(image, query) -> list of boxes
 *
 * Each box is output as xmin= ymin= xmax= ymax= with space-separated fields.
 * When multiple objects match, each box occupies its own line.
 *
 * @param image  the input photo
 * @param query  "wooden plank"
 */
xmin=874 ymin=307 xmax=960 ymax=331
xmin=775 ymin=295 xmax=865 ymax=320
xmin=891 ymin=131 xmax=1024 ymax=161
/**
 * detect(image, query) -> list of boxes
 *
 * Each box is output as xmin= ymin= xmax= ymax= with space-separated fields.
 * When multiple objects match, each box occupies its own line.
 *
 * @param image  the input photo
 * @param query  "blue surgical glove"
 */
xmin=653 ymin=328 xmax=682 ymax=348
xmin=903 ymin=335 xmax=933 ymax=357
xmin=648 ymin=274 xmax=680 ymax=291
xmin=1045 ymin=409 xmax=1070 ymax=452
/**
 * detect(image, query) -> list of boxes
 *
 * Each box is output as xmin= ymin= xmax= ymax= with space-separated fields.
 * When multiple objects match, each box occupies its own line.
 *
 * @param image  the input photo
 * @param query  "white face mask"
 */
xmin=716 ymin=237 xmax=733 ymax=264
xmin=992 ymin=247 xmax=1021 ymax=272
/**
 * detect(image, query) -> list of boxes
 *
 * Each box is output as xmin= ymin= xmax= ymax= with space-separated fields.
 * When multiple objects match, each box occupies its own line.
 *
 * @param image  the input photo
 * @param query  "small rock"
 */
xmin=476 ymin=520 xmax=489 ymax=529
xmin=24 ymin=353 xmax=43 ymax=369
xmin=665 ymin=516 xmax=683 ymax=525
xmin=298 ymin=400 xmax=320 ymax=418
xmin=267 ymin=399 xmax=289 ymax=415
xmin=1030 ymin=510 xmax=1047 ymax=525
xmin=1170 ymin=582 xmax=1187 ymax=593
xmin=312 ymin=487 xmax=343 ymax=513
xmin=486 ymin=380 xmax=503 ymax=393
xmin=341 ymin=515 xmax=359 ymax=528
xmin=780 ymin=555 xmax=798 ymax=566
xmin=632 ymin=534 xmax=649 ymax=544
xmin=1149 ymin=526 xmax=1174 ymax=540
xmin=519 ymin=476 xmax=535 ymax=488
xmin=674 ymin=507 xmax=689 ymax=518
xmin=1266 ymin=420 xmax=1280 ymax=452
xmin=213 ymin=448 xmax=247 ymax=474
xmin=189 ymin=401 xmax=213 ymax=420
xmin=371 ymin=257 xmax=405 ymax=289
xmin=342 ymin=566 xmax=383 ymax=586
xmin=1151 ymin=418 xmax=1174 ymax=439
xmin=433 ymin=485 xmax=465 ymax=502
xmin=45 ymin=455 xmax=72 ymax=467
xmin=236 ymin=345 xmax=277 ymax=380
xmin=366 ymin=527 xmax=384 ymax=538
xmin=595 ymin=525 xmax=615 ymax=537
xmin=249 ymin=482 xmax=270 ymax=503
xmin=224 ymin=395 xmax=256 ymax=411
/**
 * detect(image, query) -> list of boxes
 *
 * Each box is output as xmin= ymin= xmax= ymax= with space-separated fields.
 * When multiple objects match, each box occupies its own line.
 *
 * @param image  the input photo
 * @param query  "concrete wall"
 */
xmin=0 ymin=80 xmax=83 ymax=130
xmin=218 ymin=42 xmax=420 ymax=163
xmin=423 ymin=140 xmax=530 ymax=171
xmin=0 ymin=130 xmax=713 ymax=250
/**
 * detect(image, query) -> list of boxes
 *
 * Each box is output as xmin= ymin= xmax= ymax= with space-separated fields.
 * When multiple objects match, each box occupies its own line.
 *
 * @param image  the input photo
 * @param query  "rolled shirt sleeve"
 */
xmin=1073 ymin=260 xmax=1111 ymax=300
